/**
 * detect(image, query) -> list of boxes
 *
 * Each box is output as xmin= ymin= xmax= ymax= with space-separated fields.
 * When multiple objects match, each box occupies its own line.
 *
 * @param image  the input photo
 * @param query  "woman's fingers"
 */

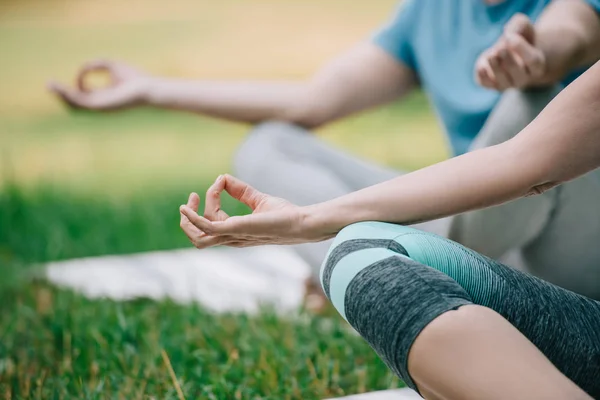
xmin=187 ymin=234 xmax=229 ymax=249
xmin=221 ymin=174 xmax=266 ymax=209
xmin=203 ymin=176 xmax=229 ymax=221
xmin=181 ymin=206 xmax=221 ymax=234
xmin=181 ymin=206 xmax=260 ymax=236
xmin=180 ymin=214 xmax=204 ymax=243
xmin=187 ymin=192 xmax=200 ymax=212
xmin=180 ymin=193 xmax=203 ymax=238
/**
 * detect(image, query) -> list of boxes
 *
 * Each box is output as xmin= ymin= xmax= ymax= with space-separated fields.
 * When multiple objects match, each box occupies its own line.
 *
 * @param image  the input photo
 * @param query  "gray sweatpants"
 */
xmin=233 ymin=88 xmax=600 ymax=299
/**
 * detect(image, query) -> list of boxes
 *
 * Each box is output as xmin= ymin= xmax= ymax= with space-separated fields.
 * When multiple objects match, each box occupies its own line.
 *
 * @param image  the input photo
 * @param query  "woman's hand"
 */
xmin=179 ymin=175 xmax=336 ymax=249
xmin=48 ymin=59 xmax=150 ymax=110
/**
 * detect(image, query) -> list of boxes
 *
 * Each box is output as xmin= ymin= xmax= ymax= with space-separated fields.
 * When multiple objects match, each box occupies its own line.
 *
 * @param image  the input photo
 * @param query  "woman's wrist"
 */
xmin=300 ymin=198 xmax=370 ymax=241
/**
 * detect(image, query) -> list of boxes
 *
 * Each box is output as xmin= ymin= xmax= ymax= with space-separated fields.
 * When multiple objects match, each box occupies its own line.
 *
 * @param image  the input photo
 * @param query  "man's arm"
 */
xmin=476 ymin=0 xmax=600 ymax=90
xmin=535 ymin=0 xmax=600 ymax=83
xmin=49 ymin=42 xmax=416 ymax=129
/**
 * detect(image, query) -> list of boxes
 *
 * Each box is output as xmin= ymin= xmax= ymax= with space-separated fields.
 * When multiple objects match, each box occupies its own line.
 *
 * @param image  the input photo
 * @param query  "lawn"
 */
xmin=0 ymin=0 xmax=448 ymax=398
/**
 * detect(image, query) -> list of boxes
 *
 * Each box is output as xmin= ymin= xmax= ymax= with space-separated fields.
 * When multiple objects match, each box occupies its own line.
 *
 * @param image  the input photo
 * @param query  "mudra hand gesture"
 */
xmin=179 ymin=174 xmax=335 ymax=248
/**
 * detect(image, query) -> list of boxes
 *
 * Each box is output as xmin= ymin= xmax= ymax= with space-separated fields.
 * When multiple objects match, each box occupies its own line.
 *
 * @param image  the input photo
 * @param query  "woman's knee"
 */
xmin=320 ymin=225 xmax=473 ymax=388
xmin=319 ymin=222 xmax=410 ymax=299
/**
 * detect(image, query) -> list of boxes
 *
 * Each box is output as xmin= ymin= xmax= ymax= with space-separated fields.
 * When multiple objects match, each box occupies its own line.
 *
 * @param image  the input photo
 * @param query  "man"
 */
xmin=50 ymin=0 xmax=600 ymax=303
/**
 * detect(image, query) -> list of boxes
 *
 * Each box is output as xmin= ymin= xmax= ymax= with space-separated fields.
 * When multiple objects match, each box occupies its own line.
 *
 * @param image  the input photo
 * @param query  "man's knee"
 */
xmin=472 ymin=86 xmax=562 ymax=150
xmin=448 ymin=191 xmax=556 ymax=260
xmin=233 ymin=121 xmax=309 ymax=181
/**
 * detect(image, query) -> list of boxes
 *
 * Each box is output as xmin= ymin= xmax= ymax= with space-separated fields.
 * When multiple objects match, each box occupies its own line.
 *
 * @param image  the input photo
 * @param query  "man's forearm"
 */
xmin=142 ymin=78 xmax=315 ymax=125
xmin=144 ymin=43 xmax=416 ymax=128
xmin=304 ymin=61 xmax=600 ymax=235
xmin=534 ymin=0 xmax=600 ymax=84
xmin=141 ymin=43 xmax=415 ymax=128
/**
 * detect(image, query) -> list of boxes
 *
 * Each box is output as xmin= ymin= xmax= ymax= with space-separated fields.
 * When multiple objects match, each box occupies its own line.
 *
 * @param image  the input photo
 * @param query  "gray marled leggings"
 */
xmin=322 ymin=222 xmax=600 ymax=397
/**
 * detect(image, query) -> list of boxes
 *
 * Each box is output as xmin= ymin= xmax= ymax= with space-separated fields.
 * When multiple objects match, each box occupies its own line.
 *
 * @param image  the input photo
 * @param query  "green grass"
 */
xmin=0 ymin=282 xmax=401 ymax=399
xmin=0 ymin=184 xmax=404 ymax=399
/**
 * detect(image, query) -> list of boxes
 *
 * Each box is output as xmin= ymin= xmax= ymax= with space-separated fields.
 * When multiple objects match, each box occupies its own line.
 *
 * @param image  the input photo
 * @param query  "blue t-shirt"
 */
xmin=374 ymin=0 xmax=600 ymax=155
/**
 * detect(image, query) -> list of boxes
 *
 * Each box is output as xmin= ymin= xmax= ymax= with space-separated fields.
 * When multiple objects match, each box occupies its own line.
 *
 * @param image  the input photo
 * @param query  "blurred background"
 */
xmin=0 ymin=0 xmax=447 ymax=398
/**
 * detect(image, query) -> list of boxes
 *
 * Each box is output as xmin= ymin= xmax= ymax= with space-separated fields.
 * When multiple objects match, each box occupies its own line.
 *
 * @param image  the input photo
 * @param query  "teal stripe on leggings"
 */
xmin=328 ymin=248 xmax=400 ymax=320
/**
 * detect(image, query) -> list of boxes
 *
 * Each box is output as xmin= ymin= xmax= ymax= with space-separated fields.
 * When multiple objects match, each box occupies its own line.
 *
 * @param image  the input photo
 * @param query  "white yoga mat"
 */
xmin=47 ymin=246 xmax=310 ymax=314
xmin=326 ymin=389 xmax=421 ymax=399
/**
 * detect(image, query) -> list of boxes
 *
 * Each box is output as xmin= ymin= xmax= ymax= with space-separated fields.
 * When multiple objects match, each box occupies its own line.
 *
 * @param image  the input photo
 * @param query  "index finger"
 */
xmin=47 ymin=81 xmax=90 ymax=109
xmin=221 ymin=174 xmax=266 ymax=210
xmin=77 ymin=59 xmax=114 ymax=92
xmin=204 ymin=175 xmax=228 ymax=221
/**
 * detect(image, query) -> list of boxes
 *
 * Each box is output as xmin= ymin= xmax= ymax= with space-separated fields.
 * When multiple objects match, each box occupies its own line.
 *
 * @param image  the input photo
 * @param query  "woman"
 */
xmin=180 ymin=61 xmax=600 ymax=399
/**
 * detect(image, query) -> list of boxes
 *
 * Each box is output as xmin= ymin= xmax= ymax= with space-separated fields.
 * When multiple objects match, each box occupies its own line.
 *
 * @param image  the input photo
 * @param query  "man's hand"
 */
xmin=475 ymin=14 xmax=547 ymax=91
xmin=179 ymin=175 xmax=335 ymax=249
xmin=48 ymin=60 xmax=150 ymax=111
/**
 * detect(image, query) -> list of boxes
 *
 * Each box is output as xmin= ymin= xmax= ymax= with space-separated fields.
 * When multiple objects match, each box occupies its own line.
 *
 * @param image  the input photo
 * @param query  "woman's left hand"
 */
xmin=179 ymin=174 xmax=334 ymax=249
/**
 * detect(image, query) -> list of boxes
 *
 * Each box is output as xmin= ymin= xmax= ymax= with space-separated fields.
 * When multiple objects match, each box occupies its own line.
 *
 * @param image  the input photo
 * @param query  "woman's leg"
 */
xmin=409 ymin=305 xmax=589 ymax=400
xmin=321 ymin=222 xmax=600 ymax=399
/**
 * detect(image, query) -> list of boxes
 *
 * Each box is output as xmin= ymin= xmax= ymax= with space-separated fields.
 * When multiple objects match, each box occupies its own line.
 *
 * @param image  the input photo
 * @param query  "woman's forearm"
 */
xmin=305 ymin=61 xmax=600 ymax=234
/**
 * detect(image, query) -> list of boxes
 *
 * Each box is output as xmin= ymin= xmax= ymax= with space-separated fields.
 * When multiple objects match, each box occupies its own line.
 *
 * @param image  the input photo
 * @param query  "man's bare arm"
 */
xmin=49 ymin=43 xmax=416 ymax=129
xmin=535 ymin=0 xmax=600 ymax=83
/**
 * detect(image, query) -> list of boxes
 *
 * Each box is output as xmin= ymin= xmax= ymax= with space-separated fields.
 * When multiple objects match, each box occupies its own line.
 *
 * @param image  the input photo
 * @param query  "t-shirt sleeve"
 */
xmin=584 ymin=0 xmax=600 ymax=13
xmin=372 ymin=0 xmax=420 ymax=70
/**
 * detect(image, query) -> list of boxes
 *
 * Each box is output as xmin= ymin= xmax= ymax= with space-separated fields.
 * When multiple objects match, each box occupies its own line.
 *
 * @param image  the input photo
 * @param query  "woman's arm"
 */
xmin=179 ymin=61 xmax=600 ymax=248
xmin=307 ymin=61 xmax=600 ymax=233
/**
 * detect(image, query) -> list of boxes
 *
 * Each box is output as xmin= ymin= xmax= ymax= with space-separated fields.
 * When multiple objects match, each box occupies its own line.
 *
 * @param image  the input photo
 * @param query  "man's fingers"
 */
xmin=488 ymin=52 xmax=512 ymax=90
xmin=221 ymin=174 xmax=266 ymax=210
xmin=504 ymin=13 xmax=535 ymax=44
xmin=47 ymin=82 xmax=90 ymax=109
xmin=498 ymin=48 xmax=529 ymax=88
xmin=475 ymin=56 xmax=498 ymax=89
xmin=77 ymin=59 xmax=114 ymax=92
xmin=506 ymin=33 xmax=545 ymax=77
xmin=203 ymin=176 xmax=229 ymax=221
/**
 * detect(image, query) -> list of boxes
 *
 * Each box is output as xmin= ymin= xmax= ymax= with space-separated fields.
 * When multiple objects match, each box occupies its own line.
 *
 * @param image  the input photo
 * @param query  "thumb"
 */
xmin=504 ymin=13 xmax=535 ymax=44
